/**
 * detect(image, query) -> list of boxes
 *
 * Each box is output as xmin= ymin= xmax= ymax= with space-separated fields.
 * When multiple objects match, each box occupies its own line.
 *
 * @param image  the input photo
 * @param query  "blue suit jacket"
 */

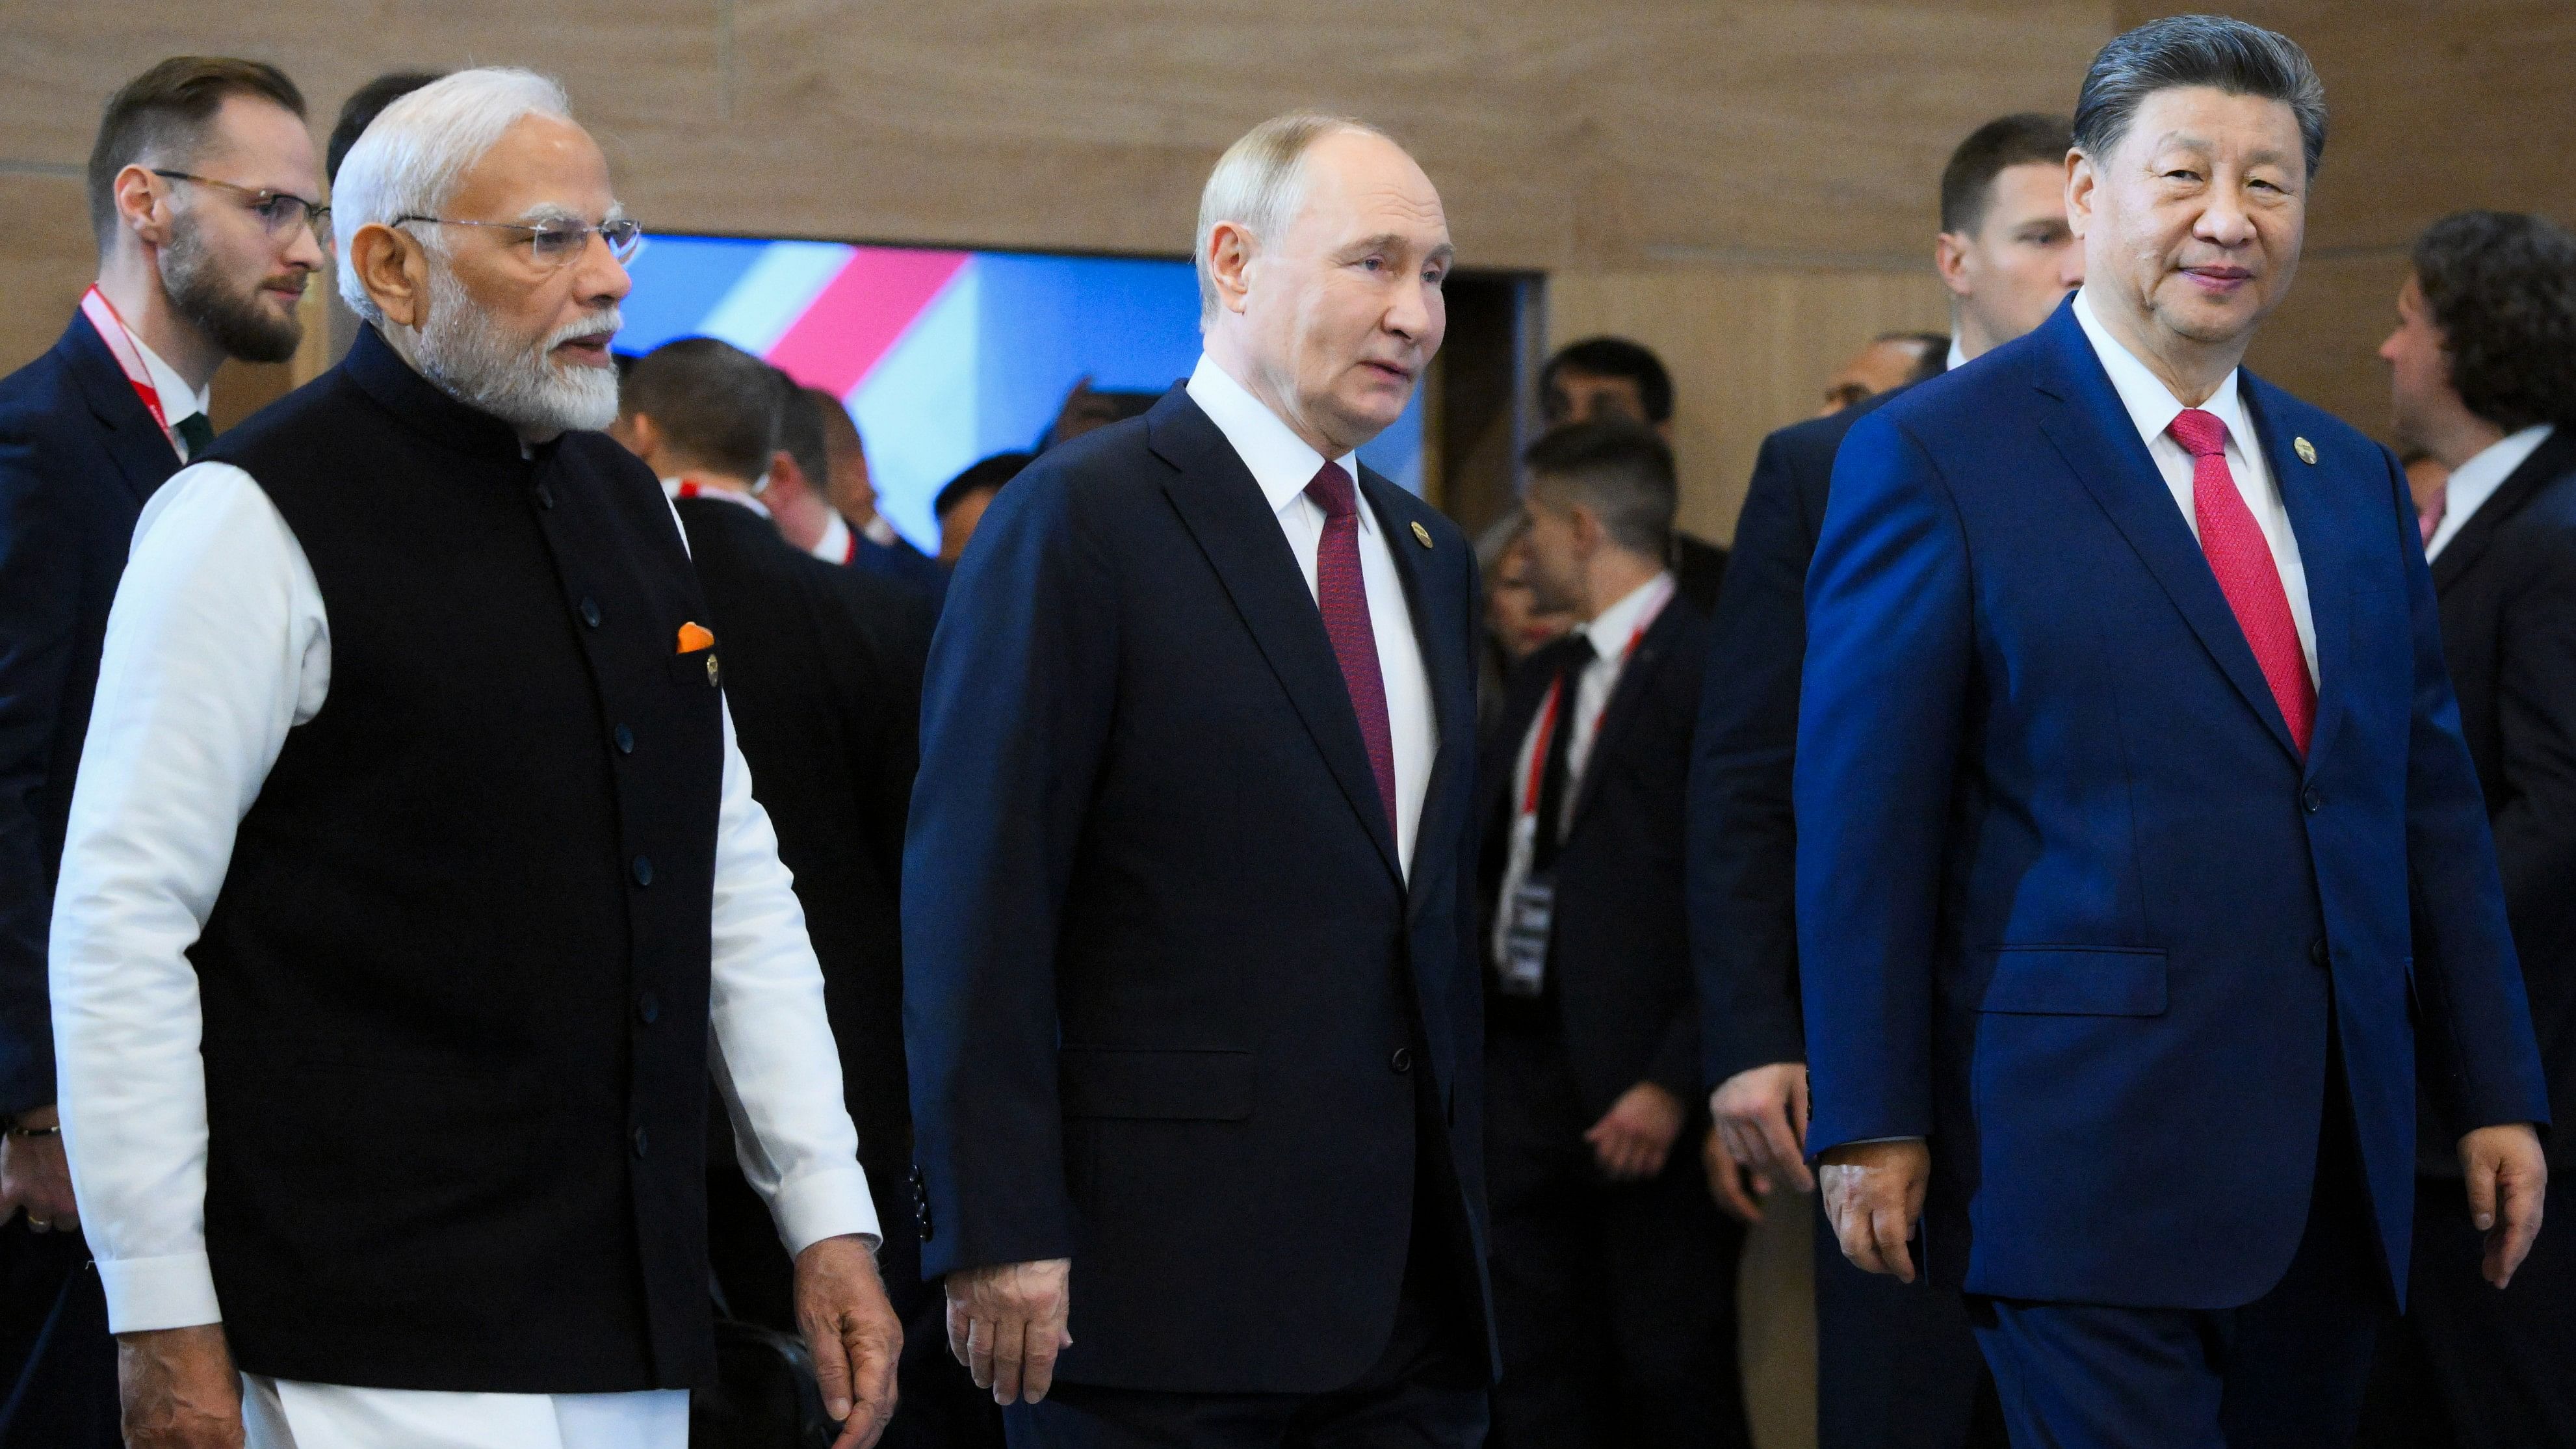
xmin=901 ymin=387 xmax=1494 ymax=1392
xmin=1795 ymin=300 xmax=2549 ymax=1310
xmin=0 ymin=314 xmax=183 ymax=1116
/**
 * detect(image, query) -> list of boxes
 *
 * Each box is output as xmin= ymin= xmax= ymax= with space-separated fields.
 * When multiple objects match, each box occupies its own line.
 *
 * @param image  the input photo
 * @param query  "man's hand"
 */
xmin=117 ymin=1324 xmax=242 ymax=1448
xmin=793 ymin=1235 xmax=903 ymax=1449
xmin=1819 ymin=1139 xmax=1931 ymax=1283
xmin=946 ymin=1258 xmax=1071 ymax=1406
xmin=2458 ymin=1123 xmax=2548 ymax=1289
xmin=1586 ymin=1082 xmax=1685 ymax=1181
xmin=1 ymin=1104 xmax=78 ymax=1233
xmin=1702 ymin=1125 xmax=1765 ymax=1223
xmin=1710 ymin=1062 xmax=1815 ymax=1199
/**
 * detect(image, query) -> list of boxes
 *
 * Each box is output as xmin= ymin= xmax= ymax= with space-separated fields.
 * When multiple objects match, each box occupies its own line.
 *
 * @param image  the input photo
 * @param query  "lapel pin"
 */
xmin=1410 ymin=521 xmax=1433 ymax=549
xmin=2294 ymin=437 xmax=2317 ymax=465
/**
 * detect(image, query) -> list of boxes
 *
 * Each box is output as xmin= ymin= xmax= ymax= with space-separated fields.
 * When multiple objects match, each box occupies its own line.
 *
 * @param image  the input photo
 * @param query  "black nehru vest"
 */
xmin=190 ymin=325 xmax=727 ymax=1392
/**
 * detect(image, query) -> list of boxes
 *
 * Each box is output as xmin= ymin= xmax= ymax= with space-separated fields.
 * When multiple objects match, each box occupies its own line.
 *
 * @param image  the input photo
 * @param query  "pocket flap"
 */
xmin=1060 ymin=1047 xmax=1253 ymax=1121
xmin=1975 ymin=948 xmax=2168 ymax=1017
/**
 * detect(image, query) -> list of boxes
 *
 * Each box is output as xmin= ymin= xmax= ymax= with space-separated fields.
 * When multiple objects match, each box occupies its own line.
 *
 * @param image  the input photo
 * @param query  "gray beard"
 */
xmin=161 ymin=219 xmax=303 ymax=364
xmin=406 ymin=266 xmax=620 ymax=436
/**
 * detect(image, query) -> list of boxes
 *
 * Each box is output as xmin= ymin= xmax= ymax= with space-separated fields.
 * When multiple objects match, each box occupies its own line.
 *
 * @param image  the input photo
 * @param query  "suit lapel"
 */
xmin=2030 ymin=307 xmax=2302 ymax=763
xmin=1357 ymin=465 xmax=1474 ymax=911
xmin=56 ymin=312 xmax=183 ymax=506
xmin=1149 ymin=393 xmax=1404 ymax=881
xmin=2244 ymin=376 xmax=2350 ymax=777
xmin=2430 ymin=428 xmax=2576 ymax=595
xmin=1566 ymin=597 xmax=1684 ymax=835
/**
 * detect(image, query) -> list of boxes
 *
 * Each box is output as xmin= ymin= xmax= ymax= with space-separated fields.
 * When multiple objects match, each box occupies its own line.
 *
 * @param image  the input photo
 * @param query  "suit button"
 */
xmin=1390 ymin=1047 xmax=1413 ymax=1075
xmin=632 ymin=855 xmax=653 ymax=886
xmin=536 ymin=482 xmax=556 ymax=510
xmin=614 ymin=724 xmax=634 ymax=755
xmin=2311 ymin=938 xmax=2330 ymax=967
xmin=636 ymin=991 xmax=660 ymax=1025
xmin=631 ymin=1125 xmax=649 ymax=1158
xmin=580 ymin=597 xmax=601 ymax=629
xmin=2302 ymin=785 xmax=2323 ymax=813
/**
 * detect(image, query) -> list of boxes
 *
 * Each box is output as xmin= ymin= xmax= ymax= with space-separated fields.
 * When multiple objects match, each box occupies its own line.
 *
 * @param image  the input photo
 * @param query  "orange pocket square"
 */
xmin=676 ymin=621 xmax=714 ymax=653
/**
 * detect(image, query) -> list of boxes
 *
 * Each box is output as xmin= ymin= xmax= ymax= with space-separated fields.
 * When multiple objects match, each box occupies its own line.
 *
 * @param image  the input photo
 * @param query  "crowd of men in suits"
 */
xmin=1 ymin=12 xmax=2572 ymax=1449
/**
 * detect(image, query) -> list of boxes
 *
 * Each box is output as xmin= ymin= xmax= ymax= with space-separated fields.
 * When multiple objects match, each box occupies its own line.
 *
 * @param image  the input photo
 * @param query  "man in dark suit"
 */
xmin=1540 ymin=337 xmax=1727 ymax=611
xmin=1477 ymin=422 xmax=1745 ymax=1448
xmin=1690 ymin=109 xmax=2078 ymax=1449
xmin=811 ymin=388 xmax=949 ymax=605
xmin=904 ymin=112 xmax=1492 ymax=1447
xmin=1801 ymin=20 xmax=2549 ymax=1447
xmin=0 ymin=56 xmax=321 ymax=1448
xmin=2358 ymin=210 xmax=2576 ymax=1448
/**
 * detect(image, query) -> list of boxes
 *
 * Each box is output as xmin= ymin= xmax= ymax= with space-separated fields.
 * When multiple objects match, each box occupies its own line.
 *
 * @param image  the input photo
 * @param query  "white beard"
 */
xmin=407 ymin=266 xmax=621 ymax=436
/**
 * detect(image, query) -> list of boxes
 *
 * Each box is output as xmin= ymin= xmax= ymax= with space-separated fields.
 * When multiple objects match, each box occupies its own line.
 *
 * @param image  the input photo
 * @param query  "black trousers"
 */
xmin=2356 ymin=1169 xmax=2576 ymax=1448
xmin=1812 ymin=1199 xmax=2006 ymax=1449
xmin=0 ymin=1219 xmax=118 ymax=1448
xmin=1483 ymin=1015 xmax=1750 ymax=1449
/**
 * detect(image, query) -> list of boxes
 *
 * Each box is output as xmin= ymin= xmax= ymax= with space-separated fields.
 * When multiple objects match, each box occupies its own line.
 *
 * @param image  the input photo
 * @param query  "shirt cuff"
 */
xmin=96 ymin=1251 xmax=222 ymax=1334
xmin=768 ymin=1164 xmax=881 ymax=1259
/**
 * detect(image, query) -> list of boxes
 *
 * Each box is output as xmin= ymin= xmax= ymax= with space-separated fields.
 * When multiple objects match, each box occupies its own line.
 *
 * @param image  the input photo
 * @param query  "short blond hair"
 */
xmin=1194 ymin=112 xmax=1393 ymax=326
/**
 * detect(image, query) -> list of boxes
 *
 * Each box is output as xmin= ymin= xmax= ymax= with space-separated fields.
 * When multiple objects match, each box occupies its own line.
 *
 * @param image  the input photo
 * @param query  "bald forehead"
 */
xmin=1294 ymin=130 xmax=1447 ymax=233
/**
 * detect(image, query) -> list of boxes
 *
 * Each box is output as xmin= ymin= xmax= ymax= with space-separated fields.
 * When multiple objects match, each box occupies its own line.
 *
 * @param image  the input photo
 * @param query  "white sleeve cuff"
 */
xmin=766 ymin=1164 xmax=881 ymax=1259
xmin=96 ymin=1251 xmax=222 ymax=1334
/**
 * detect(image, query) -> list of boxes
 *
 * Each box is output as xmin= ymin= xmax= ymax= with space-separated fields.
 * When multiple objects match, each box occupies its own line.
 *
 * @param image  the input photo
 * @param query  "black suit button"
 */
xmin=631 ymin=1125 xmax=650 ymax=1158
xmin=636 ymin=991 xmax=660 ymax=1025
xmin=2311 ymin=938 xmax=2330 ymax=967
xmin=2302 ymin=785 xmax=2323 ymax=813
xmin=1390 ymin=1047 xmax=1413 ymax=1075
xmin=536 ymin=482 xmax=556 ymax=510
xmin=580 ymin=597 xmax=601 ymax=629
xmin=632 ymin=855 xmax=653 ymax=886
xmin=614 ymin=724 xmax=634 ymax=754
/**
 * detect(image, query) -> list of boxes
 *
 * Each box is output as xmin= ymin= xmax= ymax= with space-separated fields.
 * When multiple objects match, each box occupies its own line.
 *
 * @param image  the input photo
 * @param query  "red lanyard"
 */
xmin=1518 ymin=617 xmax=1652 ymax=816
xmin=670 ymin=478 xmax=772 ymax=517
xmin=79 ymin=286 xmax=179 ymax=454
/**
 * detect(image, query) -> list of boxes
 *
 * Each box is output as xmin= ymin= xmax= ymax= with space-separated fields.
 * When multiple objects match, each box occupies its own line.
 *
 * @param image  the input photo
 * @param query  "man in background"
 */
xmin=0 ymin=55 xmax=322 ymax=1448
xmin=813 ymin=389 xmax=948 ymax=603
xmin=2361 ymin=209 xmax=2576 ymax=1449
xmin=1691 ymin=109 xmax=2080 ymax=1449
xmin=931 ymin=452 xmax=1032 ymax=568
xmin=764 ymin=378 xmax=868 ymax=567
xmin=1540 ymin=337 xmax=1727 ymax=611
xmin=325 ymin=69 xmax=441 ymax=183
xmin=1479 ymin=421 xmax=1747 ymax=1448
xmin=1815 ymin=332 xmax=1946 ymax=415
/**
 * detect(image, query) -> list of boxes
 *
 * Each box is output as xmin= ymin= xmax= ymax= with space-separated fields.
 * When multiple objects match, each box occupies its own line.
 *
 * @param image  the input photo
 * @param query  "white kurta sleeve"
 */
xmin=48 ymin=462 xmax=328 ymax=1333
xmin=705 ymin=701 xmax=881 ymax=1257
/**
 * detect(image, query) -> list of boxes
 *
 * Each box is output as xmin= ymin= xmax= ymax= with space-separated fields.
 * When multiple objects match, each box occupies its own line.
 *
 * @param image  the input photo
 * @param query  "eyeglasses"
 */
xmin=151 ymin=170 xmax=330 ymax=240
xmin=394 ymin=215 xmax=644 ymax=267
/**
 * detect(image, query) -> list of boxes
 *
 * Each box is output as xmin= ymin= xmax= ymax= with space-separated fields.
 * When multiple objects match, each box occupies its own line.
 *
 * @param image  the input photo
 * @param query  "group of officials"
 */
xmin=0 ymin=12 xmax=2571 ymax=1449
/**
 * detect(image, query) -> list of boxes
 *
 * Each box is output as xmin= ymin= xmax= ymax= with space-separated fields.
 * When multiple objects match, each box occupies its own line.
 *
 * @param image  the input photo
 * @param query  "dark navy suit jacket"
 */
xmin=1795 ymin=300 xmax=2548 ymax=1311
xmin=0 ymin=315 xmax=183 ymax=1116
xmin=902 ymin=387 xmax=1493 ymax=1393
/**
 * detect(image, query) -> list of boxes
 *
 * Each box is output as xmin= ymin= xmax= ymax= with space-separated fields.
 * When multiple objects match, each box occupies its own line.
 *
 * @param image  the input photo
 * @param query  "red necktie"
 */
xmin=1306 ymin=462 xmax=1398 ymax=831
xmin=2169 ymin=408 xmax=2315 ymax=754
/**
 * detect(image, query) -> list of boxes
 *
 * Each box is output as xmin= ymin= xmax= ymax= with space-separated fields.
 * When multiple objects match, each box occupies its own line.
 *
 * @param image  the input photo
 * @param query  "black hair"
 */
xmin=2074 ymin=15 xmax=2326 ymax=179
xmin=1521 ymin=420 xmax=1678 ymax=558
xmin=2412 ymin=211 xmax=2576 ymax=433
xmin=934 ymin=452 xmax=1035 ymax=520
xmin=327 ymin=70 xmax=444 ymax=183
xmin=622 ymin=337 xmax=784 ymax=481
xmin=1542 ymin=337 xmax=1674 ymax=426
xmin=1939 ymin=113 xmax=2075 ymax=235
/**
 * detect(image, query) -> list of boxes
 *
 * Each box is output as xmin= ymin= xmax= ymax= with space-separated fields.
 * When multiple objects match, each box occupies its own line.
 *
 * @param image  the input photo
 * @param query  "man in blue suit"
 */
xmin=903 ymin=112 xmax=1493 ymax=1447
xmin=0 ymin=56 xmax=322 ymax=1448
xmin=1796 ymin=18 xmax=2551 ymax=1448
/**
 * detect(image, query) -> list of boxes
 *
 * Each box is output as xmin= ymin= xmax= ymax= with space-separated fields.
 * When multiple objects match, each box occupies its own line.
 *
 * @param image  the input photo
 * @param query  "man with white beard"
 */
xmin=46 ymin=68 xmax=902 ymax=1449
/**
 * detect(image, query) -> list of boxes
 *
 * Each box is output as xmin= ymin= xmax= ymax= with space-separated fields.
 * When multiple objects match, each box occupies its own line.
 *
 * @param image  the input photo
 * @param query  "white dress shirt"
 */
xmin=128 ymin=332 xmax=213 ymax=462
xmin=1185 ymin=356 xmax=1437 ymax=876
xmin=50 ymin=462 xmax=878 ymax=1447
xmin=811 ymin=507 xmax=856 ymax=564
xmin=1489 ymin=573 xmax=1674 ymax=967
xmin=2074 ymin=287 xmax=2317 ymax=683
xmin=2426 ymin=424 xmax=2555 ymax=561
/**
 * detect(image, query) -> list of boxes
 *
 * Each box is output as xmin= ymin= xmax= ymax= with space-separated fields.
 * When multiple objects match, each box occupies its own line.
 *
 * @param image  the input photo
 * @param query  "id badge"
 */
xmin=1499 ymin=872 xmax=1556 ymax=998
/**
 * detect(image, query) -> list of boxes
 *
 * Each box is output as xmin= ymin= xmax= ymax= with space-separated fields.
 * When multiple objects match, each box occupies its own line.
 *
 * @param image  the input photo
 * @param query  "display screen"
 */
xmin=615 ymin=235 xmax=1427 ymax=551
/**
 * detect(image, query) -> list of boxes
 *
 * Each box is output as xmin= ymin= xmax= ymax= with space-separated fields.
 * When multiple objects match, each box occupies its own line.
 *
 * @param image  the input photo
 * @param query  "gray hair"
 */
xmin=1194 ymin=111 xmax=1392 ymax=326
xmin=2074 ymin=15 xmax=2326 ymax=179
xmin=332 ymin=67 xmax=574 ymax=322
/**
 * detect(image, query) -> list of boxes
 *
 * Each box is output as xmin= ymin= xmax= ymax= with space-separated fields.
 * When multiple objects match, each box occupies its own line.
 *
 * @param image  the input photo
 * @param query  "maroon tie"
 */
xmin=2169 ymin=408 xmax=2315 ymax=754
xmin=1307 ymin=462 xmax=1398 ymax=831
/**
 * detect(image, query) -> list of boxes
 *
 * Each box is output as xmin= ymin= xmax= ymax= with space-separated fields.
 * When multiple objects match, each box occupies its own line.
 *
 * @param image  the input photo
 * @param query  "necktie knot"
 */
xmin=174 ymin=412 xmax=216 ymax=460
xmin=1306 ymin=460 xmax=1357 ymax=521
xmin=2169 ymin=408 xmax=2227 ymax=461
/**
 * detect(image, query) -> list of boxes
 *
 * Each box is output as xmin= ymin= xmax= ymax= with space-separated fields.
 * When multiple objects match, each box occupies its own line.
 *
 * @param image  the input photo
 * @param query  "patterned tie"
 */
xmin=174 ymin=412 xmax=215 ymax=462
xmin=1306 ymin=461 xmax=1398 ymax=832
xmin=2169 ymin=408 xmax=2315 ymax=754
xmin=2417 ymin=480 xmax=2447 ymax=549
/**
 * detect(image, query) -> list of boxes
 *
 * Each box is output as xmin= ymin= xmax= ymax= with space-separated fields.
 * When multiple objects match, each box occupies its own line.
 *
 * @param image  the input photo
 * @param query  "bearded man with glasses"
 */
xmin=0 ymin=53 xmax=324 ymax=1449
xmin=45 ymin=67 xmax=902 ymax=1449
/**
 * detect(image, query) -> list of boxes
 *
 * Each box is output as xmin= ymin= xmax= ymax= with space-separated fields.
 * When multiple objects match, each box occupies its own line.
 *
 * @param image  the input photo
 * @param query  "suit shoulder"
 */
xmin=0 ymin=347 xmax=83 ymax=443
xmin=2241 ymin=374 xmax=2384 ymax=469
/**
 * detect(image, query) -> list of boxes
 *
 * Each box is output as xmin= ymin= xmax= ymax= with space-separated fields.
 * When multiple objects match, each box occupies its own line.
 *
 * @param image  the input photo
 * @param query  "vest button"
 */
xmin=580 ymin=597 xmax=601 ymax=629
xmin=636 ymin=990 xmax=660 ymax=1025
xmin=2302 ymin=785 xmax=2323 ymax=813
xmin=614 ymin=724 xmax=634 ymax=754
xmin=1389 ymin=1047 xmax=1412 ymax=1074
xmin=632 ymin=855 xmax=653 ymax=886
xmin=631 ymin=1125 xmax=649 ymax=1158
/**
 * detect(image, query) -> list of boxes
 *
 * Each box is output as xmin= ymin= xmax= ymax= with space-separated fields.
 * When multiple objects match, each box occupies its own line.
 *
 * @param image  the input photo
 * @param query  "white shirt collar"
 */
xmin=128 ymin=333 xmax=211 ymax=428
xmin=1581 ymin=571 xmax=1676 ymax=660
xmin=1185 ymin=355 xmax=1368 ymax=530
xmin=2074 ymin=286 xmax=2256 ymax=459
xmin=2428 ymin=424 xmax=2556 ymax=560
xmin=660 ymin=476 xmax=773 ymax=519
xmin=809 ymin=509 xmax=853 ymax=563
xmin=1945 ymin=337 xmax=1968 ymax=374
